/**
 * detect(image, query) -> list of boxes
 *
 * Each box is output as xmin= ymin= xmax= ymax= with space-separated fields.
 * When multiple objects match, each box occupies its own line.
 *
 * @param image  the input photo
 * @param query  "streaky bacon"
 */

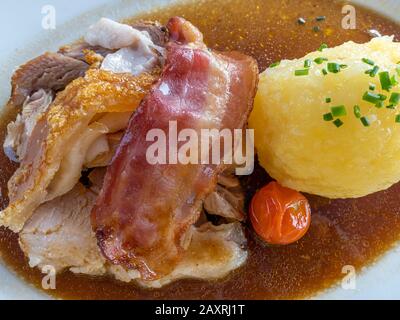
xmin=91 ymin=17 xmax=259 ymax=280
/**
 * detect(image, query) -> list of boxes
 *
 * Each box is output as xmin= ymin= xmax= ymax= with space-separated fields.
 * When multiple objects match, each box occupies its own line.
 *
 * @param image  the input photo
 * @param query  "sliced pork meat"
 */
xmin=60 ymin=20 xmax=167 ymax=63
xmin=19 ymin=183 xmax=106 ymax=275
xmin=85 ymin=18 xmax=165 ymax=76
xmin=91 ymin=17 xmax=259 ymax=280
xmin=0 ymin=69 xmax=158 ymax=232
xmin=10 ymin=52 xmax=88 ymax=107
xmin=20 ymin=178 xmax=246 ymax=286
xmin=3 ymin=89 xmax=53 ymax=162
xmin=59 ymin=21 xmax=167 ymax=63
xmin=112 ymin=222 xmax=247 ymax=288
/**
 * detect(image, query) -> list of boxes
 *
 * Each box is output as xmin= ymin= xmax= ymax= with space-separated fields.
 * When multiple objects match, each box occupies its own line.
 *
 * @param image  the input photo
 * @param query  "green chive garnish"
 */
xmin=298 ymin=17 xmax=306 ymax=25
xmin=295 ymin=69 xmax=309 ymax=76
xmin=369 ymin=83 xmax=376 ymax=91
xmin=323 ymin=113 xmax=334 ymax=121
xmin=390 ymin=92 xmax=400 ymax=105
xmin=396 ymin=115 xmax=400 ymax=123
xmin=326 ymin=97 xmax=332 ymax=103
xmin=362 ymin=58 xmax=375 ymax=66
xmin=379 ymin=94 xmax=387 ymax=101
xmin=316 ymin=16 xmax=326 ymax=21
xmin=391 ymin=75 xmax=398 ymax=86
xmin=387 ymin=104 xmax=395 ymax=109
xmin=360 ymin=116 xmax=370 ymax=127
xmin=270 ymin=61 xmax=280 ymax=68
xmin=369 ymin=66 xmax=380 ymax=77
xmin=333 ymin=119 xmax=344 ymax=127
xmin=363 ymin=91 xmax=382 ymax=104
xmin=379 ymin=71 xmax=392 ymax=91
xmin=396 ymin=66 xmax=400 ymax=77
xmin=331 ymin=105 xmax=347 ymax=117
xmin=318 ymin=43 xmax=328 ymax=52
xmin=304 ymin=59 xmax=312 ymax=68
xmin=353 ymin=105 xmax=361 ymax=118
xmin=322 ymin=68 xmax=328 ymax=75
xmin=314 ymin=57 xmax=328 ymax=64
xmin=340 ymin=64 xmax=348 ymax=69
xmin=327 ymin=63 xmax=341 ymax=73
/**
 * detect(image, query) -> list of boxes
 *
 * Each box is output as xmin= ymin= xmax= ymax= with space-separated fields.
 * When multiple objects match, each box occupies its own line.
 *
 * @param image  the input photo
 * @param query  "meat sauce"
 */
xmin=1 ymin=0 xmax=400 ymax=299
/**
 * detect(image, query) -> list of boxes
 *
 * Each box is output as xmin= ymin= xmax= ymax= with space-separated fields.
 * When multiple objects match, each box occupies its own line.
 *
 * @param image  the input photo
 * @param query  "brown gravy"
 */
xmin=1 ymin=0 xmax=400 ymax=300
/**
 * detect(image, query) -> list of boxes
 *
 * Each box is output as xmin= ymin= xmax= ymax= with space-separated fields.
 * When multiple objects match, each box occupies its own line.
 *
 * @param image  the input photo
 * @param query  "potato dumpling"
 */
xmin=250 ymin=37 xmax=400 ymax=199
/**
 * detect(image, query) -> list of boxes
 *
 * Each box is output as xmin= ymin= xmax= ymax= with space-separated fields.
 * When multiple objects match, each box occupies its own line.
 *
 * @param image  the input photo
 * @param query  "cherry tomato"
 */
xmin=249 ymin=181 xmax=311 ymax=245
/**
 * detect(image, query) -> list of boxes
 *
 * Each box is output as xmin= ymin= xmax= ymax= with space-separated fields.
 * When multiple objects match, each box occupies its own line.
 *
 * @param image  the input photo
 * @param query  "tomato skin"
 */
xmin=249 ymin=181 xmax=311 ymax=245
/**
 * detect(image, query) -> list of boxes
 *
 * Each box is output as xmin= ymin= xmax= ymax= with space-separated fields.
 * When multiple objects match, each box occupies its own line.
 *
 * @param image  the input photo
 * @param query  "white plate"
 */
xmin=0 ymin=0 xmax=399 ymax=300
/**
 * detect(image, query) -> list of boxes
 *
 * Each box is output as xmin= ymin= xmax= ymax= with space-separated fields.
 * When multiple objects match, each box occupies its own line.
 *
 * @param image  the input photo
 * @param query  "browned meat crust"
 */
xmin=10 ymin=52 xmax=88 ymax=107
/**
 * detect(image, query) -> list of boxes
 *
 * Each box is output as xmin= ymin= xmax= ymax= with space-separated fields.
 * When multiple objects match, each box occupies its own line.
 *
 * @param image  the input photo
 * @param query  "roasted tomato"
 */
xmin=249 ymin=181 xmax=311 ymax=245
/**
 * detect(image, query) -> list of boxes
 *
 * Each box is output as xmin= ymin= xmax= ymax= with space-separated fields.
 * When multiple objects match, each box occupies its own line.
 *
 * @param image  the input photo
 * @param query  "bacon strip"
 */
xmin=91 ymin=17 xmax=258 ymax=280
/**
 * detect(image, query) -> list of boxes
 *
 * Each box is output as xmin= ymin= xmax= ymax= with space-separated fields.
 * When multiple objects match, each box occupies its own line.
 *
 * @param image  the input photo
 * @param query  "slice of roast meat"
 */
xmin=10 ymin=52 xmax=88 ymax=107
xmin=20 ymin=176 xmax=246 ymax=287
xmin=19 ymin=183 xmax=106 ymax=275
xmin=84 ymin=18 xmax=165 ymax=76
xmin=111 ymin=222 xmax=248 ymax=288
xmin=91 ymin=17 xmax=259 ymax=280
xmin=11 ymin=18 xmax=167 ymax=108
xmin=0 ymin=69 xmax=158 ymax=232
xmin=4 ymin=89 xmax=53 ymax=162
xmin=59 ymin=20 xmax=167 ymax=62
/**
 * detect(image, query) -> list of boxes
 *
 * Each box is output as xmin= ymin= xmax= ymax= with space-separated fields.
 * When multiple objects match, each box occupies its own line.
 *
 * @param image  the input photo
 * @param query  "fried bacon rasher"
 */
xmin=91 ymin=17 xmax=259 ymax=280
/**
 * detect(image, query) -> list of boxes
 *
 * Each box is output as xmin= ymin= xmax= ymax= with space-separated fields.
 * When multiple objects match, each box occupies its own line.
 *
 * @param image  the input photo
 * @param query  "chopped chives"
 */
xmin=369 ymin=66 xmax=380 ymax=77
xmin=379 ymin=71 xmax=392 ymax=91
xmin=353 ymin=105 xmax=361 ymax=118
xmin=304 ymin=59 xmax=312 ymax=68
xmin=391 ymin=75 xmax=398 ymax=86
xmin=396 ymin=114 xmax=400 ymax=123
xmin=331 ymin=105 xmax=347 ymax=117
xmin=298 ymin=17 xmax=306 ymax=25
xmin=316 ymin=16 xmax=326 ymax=21
xmin=390 ymin=92 xmax=400 ymax=105
xmin=318 ymin=43 xmax=328 ymax=52
xmin=363 ymin=91 xmax=382 ymax=104
xmin=269 ymin=61 xmax=280 ymax=68
xmin=387 ymin=104 xmax=395 ymax=109
xmin=396 ymin=66 xmax=400 ymax=77
xmin=340 ymin=64 xmax=348 ymax=69
xmin=362 ymin=58 xmax=375 ymax=66
xmin=314 ymin=57 xmax=328 ymax=64
xmin=360 ymin=116 xmax=370 ymax=127
xmin=323 ymin=113 xmax=334 ymax=121
xmin=313 ymin=26 xmax=321 ymax=33
xmin=295 ymin=69 xmax=309 ymax=76
xmin=327 ymin=63 xmax=341 ymax=73
xmin=333 ymin=119 xmax=344 ymax=128
xmin=369 ymin=83 xmax=376 ymax=91
xmin=379 ymin=94 xmax=387 ymax=101
xmin=322 ymin=68 xmax=328 ymax=75
xmin=325 ymin=97 xmax=332 ymax=103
